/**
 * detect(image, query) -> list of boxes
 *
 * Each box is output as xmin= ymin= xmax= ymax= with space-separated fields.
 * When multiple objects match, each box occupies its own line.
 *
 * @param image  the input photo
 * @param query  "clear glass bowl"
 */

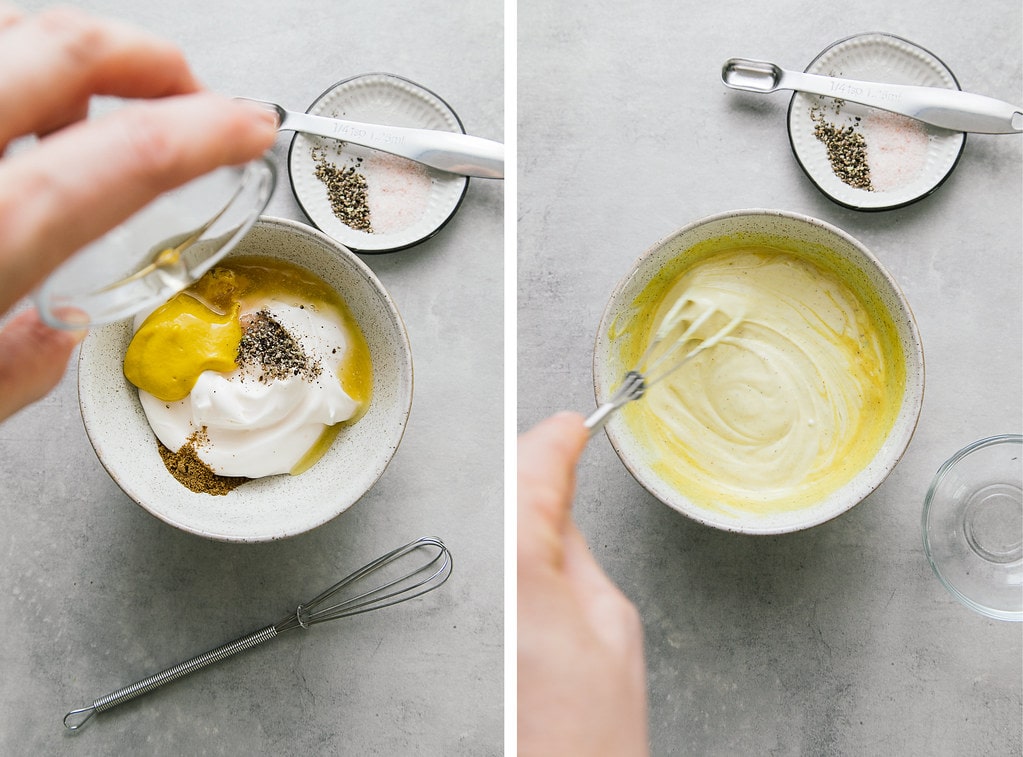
xmin=923 ymin=435 xmax=1023 ymax=621
xmin=33 ymin=157 xmax=275 ymax=329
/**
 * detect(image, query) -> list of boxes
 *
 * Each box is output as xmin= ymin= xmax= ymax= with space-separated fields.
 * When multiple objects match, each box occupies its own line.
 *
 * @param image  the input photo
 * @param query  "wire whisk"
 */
xmin=585 ymin=297 xmax=744 ymax=436
xmin=64 ymin=536 xmax=452 ymax=732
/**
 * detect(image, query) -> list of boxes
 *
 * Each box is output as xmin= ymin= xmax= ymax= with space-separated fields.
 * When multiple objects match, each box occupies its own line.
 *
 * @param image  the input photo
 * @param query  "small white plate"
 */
xmin=788 ymin=33 xmax=966 ymax=211
xmin=288 ymin=73 xmax=469 ymax=252
xmin=78 ymin=217 xmax=413 ymax=542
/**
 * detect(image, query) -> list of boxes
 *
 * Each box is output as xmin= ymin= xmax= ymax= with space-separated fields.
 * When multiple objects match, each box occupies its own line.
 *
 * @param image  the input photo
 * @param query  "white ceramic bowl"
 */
xmin=592 ymin=209 xmax=925 ymax=534
xmin=78 ymin=217 xmax=413 ymax=542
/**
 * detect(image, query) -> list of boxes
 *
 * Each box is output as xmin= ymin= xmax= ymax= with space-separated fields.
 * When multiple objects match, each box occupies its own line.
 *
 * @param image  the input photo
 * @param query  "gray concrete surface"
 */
xmin=518 ymin=1 xmax=1022 ymax=755
xmin=3 ymin=0 xmax=1022 ymax=755
xmin=0 ymin=1 xmax=503 ymax=754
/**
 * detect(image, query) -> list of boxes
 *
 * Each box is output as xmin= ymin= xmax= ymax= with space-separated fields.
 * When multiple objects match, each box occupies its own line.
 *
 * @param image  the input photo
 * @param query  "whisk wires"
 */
xmin=636 ymin=298 xmax=743 ymax=388
xmin=585 ymin=297 xmax=744 ymax=436
xmin=276 ymin=536 xmax=453 ymax=632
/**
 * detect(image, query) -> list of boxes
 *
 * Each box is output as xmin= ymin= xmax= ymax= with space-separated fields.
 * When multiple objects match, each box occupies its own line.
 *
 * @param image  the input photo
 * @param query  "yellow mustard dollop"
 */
xmin=123 ymin=294 xmax=241 ymax=402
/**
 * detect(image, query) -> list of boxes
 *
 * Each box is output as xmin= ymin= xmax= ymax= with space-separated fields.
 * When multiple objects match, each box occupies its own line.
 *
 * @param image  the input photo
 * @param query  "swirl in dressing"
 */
xmin=621 ymin=246 xmax=904 ymax=514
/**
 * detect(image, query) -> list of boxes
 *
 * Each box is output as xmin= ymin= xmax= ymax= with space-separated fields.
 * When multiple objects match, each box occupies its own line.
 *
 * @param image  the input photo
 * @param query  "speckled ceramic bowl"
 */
xmin=78 ymin=217 xmax=413 ymax=542
xmin=592 ymin=209 xmax=925 ymax=534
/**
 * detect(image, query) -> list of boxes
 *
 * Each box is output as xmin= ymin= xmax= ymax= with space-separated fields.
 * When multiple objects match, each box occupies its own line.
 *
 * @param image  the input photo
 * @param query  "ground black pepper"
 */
xmin=810 ymin=104 xmax=874 ymax=191
xmin=312 ymin=145 xmax=373 ymax=232
xmin=237 ymin=309 xmax=322 ymax=383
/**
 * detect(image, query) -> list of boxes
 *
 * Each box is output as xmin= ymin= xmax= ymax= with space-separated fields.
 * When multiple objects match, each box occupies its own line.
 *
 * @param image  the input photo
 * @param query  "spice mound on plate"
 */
xmin=123 ymin=256 xmax=373 ymax=494
xmin=811 ymin=105 xmax=874 ymax=191
xmin=311 ymin=143 xmax=432 ymax=235
xmin=313 ymin=147 xmax=372 ymax=232
xmin=810 ymin=100 xmax=929 ymax=193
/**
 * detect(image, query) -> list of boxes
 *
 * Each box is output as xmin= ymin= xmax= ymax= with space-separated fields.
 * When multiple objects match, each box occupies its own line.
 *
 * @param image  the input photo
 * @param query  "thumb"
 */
xmin=0 ymin=309 xmax=85 ymax=421
xmin=517 ymin=412 xmax=590 ymax=566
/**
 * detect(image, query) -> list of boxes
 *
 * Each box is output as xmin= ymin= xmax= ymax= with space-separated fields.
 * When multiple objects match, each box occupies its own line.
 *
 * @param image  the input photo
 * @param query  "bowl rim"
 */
xmin=78 ymin=215 xmax=414 ymax=542
xmin=592 ymin=207 xmax=925 ymax=534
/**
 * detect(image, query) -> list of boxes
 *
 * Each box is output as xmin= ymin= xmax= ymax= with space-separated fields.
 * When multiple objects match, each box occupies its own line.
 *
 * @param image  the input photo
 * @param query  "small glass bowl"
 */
xmin=33 ymin=157 xmax=275 ymax=329
xmin=923 ymin=435 xmax=1023 ymax=621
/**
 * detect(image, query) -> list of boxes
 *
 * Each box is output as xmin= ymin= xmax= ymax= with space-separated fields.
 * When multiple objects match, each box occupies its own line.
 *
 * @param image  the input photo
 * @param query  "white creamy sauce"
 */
xmin=137 ymin=301 xmax=358 ymax=478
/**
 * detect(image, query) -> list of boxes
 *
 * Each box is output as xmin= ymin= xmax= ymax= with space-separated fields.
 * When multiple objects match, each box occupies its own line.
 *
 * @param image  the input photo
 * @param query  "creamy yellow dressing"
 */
xmin=617 ymin=240 xmax=905 ymax=515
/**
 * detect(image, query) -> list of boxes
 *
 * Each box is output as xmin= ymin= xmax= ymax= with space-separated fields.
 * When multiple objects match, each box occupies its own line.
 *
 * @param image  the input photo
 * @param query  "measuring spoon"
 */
xmin=721 ymin=58 xmax=1023 ymax=134
xmin=240 ymin=98 xmax=504 ymax=179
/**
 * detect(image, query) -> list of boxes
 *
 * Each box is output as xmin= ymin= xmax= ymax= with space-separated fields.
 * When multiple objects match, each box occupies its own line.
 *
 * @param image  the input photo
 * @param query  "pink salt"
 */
xmin=362 ymin=153 xmax=433 ymax=234
xmin=862 ymin=111 xmax=930 ymax=192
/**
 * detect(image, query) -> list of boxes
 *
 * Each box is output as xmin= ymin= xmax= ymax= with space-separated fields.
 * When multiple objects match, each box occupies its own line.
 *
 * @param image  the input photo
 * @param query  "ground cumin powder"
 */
xmin=157 ymin=427 xmax=248 ymax=495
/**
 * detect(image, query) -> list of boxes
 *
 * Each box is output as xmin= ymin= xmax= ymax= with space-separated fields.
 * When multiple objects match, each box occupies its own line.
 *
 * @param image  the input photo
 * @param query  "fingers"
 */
xmin=0 ymin=309 xmax=85 ymax=422
xmin=518 ymin=411 xmax=589 ymax=529
xmin=0 ymin=3 xmax=23 ymax=30
xmin=562 ymin=523 xmax=644 ymax=652
xmin=0 ymin=6 xmax=200 ymax=148
xmin=517 ymin=412 xmax=589 ymax=567
xmin=0 ymin=93 xmax=278 ymax=311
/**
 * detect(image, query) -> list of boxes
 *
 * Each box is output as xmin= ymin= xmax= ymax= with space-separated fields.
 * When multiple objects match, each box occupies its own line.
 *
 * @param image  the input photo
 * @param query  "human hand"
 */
xmin=0 ymin=3 xmax=277 ymax=421
xmin=518 ymin=412 xmax=649 ymax=756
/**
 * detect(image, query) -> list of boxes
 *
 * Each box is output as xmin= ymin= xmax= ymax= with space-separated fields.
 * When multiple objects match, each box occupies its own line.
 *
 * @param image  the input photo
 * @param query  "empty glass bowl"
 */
xmin=923 ymin=434 xmax=1023 ymax=621
xmin=33 ymin=157 xmax=275 ymax=329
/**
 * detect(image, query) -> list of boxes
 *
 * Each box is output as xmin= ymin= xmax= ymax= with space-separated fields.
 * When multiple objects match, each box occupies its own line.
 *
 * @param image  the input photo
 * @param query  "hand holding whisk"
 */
xmin=584 ymin=297 xmax=744 ymax=436
xmin=64 ymin=536 xmax=452 ymax=731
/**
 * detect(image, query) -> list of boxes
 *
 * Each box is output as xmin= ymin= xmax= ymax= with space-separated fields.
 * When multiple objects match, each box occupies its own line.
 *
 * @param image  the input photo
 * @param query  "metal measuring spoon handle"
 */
xmin=722 ymin=57 xmax=1023 ymax=134
xmin=239 ymin=98 xmax=504 ymax=178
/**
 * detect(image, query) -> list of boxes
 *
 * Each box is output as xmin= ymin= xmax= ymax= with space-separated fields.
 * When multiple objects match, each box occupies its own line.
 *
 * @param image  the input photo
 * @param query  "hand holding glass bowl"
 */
xmin=34 ymin=157 xmax=276 ymax=329
xmin=0 ymin=6 xmax=279 ymax=422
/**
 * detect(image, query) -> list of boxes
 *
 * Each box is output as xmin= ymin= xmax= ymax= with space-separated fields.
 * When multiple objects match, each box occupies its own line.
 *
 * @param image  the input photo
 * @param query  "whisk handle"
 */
xmin=63 ymin=624 xmax=280 ymax=731
xmin=584 ymin=402 xmax=618 ymax=437
xmin=584 ymin=371 xmax=646 ymax=437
